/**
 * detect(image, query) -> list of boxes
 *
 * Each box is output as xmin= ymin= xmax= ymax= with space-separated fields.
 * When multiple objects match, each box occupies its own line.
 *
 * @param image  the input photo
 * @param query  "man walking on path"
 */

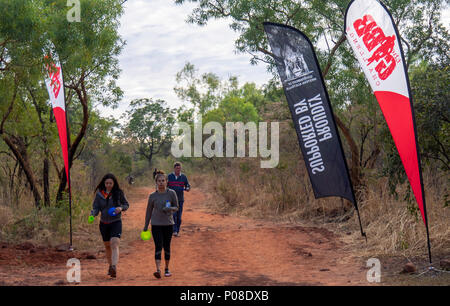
xmin=167 ymin=162 xmax=190 ymax=237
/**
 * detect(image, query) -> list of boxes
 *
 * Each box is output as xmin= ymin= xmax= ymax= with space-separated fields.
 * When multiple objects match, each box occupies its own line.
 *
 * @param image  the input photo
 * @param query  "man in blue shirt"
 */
xmin=167 ymin=162 xmax=190 ymax=237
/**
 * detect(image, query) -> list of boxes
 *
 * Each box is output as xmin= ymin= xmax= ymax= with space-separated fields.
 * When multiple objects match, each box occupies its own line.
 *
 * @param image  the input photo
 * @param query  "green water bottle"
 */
xmin=88 ymin=215 xmax=95 ymax=224
xmin=141 ymin=230 xmax=151 ymax=241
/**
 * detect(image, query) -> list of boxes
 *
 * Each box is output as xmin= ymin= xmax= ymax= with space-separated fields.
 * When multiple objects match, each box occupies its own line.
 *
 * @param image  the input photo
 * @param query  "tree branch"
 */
xmin=0 ymin=81 xmax=18 ymax=133
xmin=257 ymin=47 xmax=275 ymax=59
xmin=322 ymin=32 xmax=346 ymax=78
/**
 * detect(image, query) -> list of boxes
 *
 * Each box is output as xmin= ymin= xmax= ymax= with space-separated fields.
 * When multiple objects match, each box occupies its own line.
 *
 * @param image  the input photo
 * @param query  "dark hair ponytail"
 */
xmin=153 ymin=168 xmax=166 ymax=181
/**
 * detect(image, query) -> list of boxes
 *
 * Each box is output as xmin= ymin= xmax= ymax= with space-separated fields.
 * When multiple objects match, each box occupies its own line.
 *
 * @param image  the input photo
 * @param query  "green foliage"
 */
xmin=232 ymin=82 xmax=266 ymax=110
xmin=176 ymin=106 xmax=195 ymax=124
xmin=262 ymin=79 xmax=284 ymax=102
xmin=0 ymin=0 xmax=125 ymax=106
xmin=76 ymin=110 xmax=135 ymax=184
xmin=175 ymin=1 xmax=449 ymax=198
xmin=175 ymin=0 xmax=448 ymax=74
xmin=0 ymin=0 xmax=125 ymax=209
xmin=174 ymin=63 xmax=262 ymax=125
xmin=410 ymin=62 xmax=449 ymax=172
xmin=175 ymin=0 xmax=348 ymax=71
xmin=174 ymin=62 xmax=239 ymax=115
xmin=121 ymin=98 xmax=176 ymax=166
xmin=42 ymin=0 xmax=125 ymax=107
xmin=204 ymin=95 xmax=260 ymax=124
xmin=0 ymin=0 xmax=448 ymax=246
xmin=382 ymin=61 xmax=449 ymax=199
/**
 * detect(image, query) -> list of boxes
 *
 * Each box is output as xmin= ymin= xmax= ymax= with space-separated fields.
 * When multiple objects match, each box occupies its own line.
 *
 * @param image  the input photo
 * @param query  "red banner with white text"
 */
xmin=345 ymin=0 xmax=427 ymax=227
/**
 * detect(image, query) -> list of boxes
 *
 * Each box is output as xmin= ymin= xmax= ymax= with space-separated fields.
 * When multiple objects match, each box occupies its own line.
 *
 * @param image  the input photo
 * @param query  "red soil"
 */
xmin=0 ymin=187 xmax=368 ymax=286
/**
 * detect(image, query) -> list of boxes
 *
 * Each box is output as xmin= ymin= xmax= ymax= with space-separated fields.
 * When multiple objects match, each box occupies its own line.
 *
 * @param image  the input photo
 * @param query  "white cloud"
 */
xmin=97 ymin=0 xmax=272 ymax=120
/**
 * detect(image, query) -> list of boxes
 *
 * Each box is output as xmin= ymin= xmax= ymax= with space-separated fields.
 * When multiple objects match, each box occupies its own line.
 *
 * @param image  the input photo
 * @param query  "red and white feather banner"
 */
xmin=44 ymin=54 xmax=70 ymax=185
xmin=44 ymin=51 xmax=73 ymax=249
xmin=345 ymin=0 xmax=431 ymax=262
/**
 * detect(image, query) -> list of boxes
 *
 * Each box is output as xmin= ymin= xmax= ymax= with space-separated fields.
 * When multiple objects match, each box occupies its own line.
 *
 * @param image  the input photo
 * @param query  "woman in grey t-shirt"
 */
xmin=143 ymin=170 xmax=179 ymax=278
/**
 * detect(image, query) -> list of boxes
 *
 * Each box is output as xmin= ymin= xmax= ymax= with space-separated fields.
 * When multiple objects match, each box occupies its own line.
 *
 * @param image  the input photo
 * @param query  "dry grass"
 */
xmin=190 ymin=159 xmax=450 ymax=262
xmin=340 ymin=175 xmax=450 ymax=261
xmin=0 ymin=205 xmax=13 ymax=235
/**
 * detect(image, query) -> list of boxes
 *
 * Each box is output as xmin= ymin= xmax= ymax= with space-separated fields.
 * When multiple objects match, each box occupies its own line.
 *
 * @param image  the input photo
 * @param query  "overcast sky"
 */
xmin=97 ymin=0 xmax=272 ymax=119
xmin=98 ymin=0 xmax=450 ymax=120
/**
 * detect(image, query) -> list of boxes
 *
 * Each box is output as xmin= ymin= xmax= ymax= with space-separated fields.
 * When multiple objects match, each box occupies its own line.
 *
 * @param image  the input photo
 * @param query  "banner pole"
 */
xmin=61 ymin=63 xmax=73 ymax=252
xmin=69 ymin=182 xmax=73 ymax=251
xmin=306 ymin=26 xmax=367 ymax=241
xmin=344 ymin=158 xmax=366 ymax=241
xmin=312 ymin=35 xmax=367 ymax=241
xmin=344 ymin=0 xmax=431 ymax=263
xmin=44 ymin=47 xmax=73 ymax=252
xmin=376 ymin=0 xmax=432 ymax=264
xmin=425 ymin=218 xmax=432 ymax=264
xmin=263 ymin=22 xmax=366 ymax=241
xmin=354 ymin=204 xmax=367 ymax=242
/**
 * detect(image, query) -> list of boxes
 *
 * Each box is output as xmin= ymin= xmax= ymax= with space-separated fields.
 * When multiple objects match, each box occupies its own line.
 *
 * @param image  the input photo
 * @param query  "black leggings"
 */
xmin=151 ymin=225 xmax=173 ymax=260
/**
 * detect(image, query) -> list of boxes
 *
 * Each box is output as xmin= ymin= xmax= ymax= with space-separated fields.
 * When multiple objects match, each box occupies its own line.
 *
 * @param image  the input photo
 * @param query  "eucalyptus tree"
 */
xmin=174 ymin=0 xmax=449 ymax=189
xmin=122 ymin=98 xmax=177 ymax=167
xmin=0 ymin=0 xmax=125 ymax=205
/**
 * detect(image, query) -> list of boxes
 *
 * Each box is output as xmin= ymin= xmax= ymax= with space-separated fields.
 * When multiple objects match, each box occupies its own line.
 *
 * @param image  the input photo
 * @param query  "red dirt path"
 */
xmin=0 ymin=187 xmax=369 ymax=285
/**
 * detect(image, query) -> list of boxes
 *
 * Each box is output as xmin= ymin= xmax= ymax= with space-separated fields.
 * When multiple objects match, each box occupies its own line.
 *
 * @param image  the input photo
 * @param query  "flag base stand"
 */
xmin=415 ymin=265 xmax=450 ymax=278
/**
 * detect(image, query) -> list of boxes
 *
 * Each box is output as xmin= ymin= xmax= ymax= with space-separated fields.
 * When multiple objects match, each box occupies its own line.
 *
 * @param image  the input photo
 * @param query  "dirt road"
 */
xmin=0 ymin=187 xmax=368 ymax=285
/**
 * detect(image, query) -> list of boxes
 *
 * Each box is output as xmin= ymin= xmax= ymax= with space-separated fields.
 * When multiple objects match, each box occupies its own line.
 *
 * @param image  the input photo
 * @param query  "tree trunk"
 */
xmin=1 ymin=134 xmax=42 ymax=207
xmin=317 ymin=33 xmax=362 ymax=190
xmin=56 ymin=79 xmax=89 ymax=202
xmin=56 ymin=171 xmax=68 ymax=203
xmin=10 ymin=160 xmax=18 ymax=204
xmin=29 ymin=88 xmax=50 ymax=206
xmin=334 ymin=114 xmax=362 ymax=190
xmin=43 ymin=158 xmax=50 ymax=206
xmin=146 ymin=151 xmax=154 ymax=168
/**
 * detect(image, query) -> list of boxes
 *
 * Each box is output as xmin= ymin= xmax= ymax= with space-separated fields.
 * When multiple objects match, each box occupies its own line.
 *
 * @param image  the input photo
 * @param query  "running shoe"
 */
xmin=164 ymin=268 xmax=172 ymax=277
xmin=110 ymin=265 xmax=117 ymax=278
xmin=108 ymin=265 xmax=113 ymax=276
xmin=173 ymin=232 xmax=178 ymax=237
xmin=153 ymin=270 xmax=161 ymax=279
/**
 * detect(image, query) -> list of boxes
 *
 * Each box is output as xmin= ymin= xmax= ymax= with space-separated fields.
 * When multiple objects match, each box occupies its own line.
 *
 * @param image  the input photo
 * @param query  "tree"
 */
xmin=0 ymin=0 xmax=46 ymax=206
xmin=174 ymin=63 xmax=265 ymax=170
xmin=48 ymin=0 xmax=125 ymax=201
xmin=174 ymin=62 xmax=238 ymax=115
xmin=383 ymin=61 xmax=449 ymax=200
xmin=122 ymin=98 xmax=176 ymax=167
xmin=412 ymin=63 xmax=449 ymax=172
xmin=74 ymin=111 xmax=142 ymax=188
xmin=0 ymin=0 xmax=125 ymax=205
xmin=175 ymin=0 xmax=448 ymax=71
xmin=174 ymin=0 xmax=449 ymax=190
xmin=204 ymin=95 xmax=260 ymax=124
